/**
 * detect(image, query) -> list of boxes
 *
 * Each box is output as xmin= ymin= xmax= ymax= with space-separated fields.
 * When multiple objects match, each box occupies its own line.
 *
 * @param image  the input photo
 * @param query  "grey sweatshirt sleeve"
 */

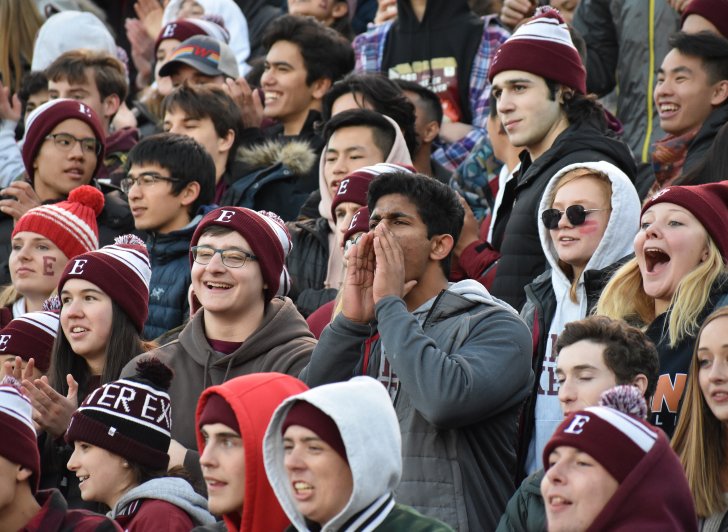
xmin=374 ymin=295 xmax=533 ymax=429
xmin=299 ymin=313 xmax=371 ymax=387
xmin=0 ymin=121 xmax=25 ymax=188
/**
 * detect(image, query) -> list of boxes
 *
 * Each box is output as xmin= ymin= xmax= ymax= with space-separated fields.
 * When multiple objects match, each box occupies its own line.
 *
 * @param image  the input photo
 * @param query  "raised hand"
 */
xmin=372 ymin=224 xmax=417 ymax=304
xmin=0 ymin=80 xmax=21 ymax=123
xmin=222 ymin=77 xmax=264 ymax=129
xmin=0 ymin=181 xmax=42 ymax=221
xmin=22 ymin=374 xmax=79 ymax=439
xmin=134 ymin=0 xmax=165 ymax=39
xmin=2 ymin=356 xmax=36 ymax=382
xmin=341 ymin=231 xmax=376 ymax=323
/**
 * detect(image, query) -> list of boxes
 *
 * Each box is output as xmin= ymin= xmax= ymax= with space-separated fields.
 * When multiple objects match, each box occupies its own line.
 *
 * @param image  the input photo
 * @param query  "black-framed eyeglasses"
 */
xmin=120 ymin=172 xmax=180 ymax=194
xmin=191 ymin=245 xmax=257 ymax=268
xmin=541 ymin=205 xmax=609 ymax=230
xmin=45 ymin=133 xmax=101 ymax=156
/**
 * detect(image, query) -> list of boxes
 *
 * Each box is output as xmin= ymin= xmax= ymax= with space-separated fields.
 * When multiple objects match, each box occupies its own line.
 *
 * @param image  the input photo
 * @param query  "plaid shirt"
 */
xmin=353 ymin=15 xmax=510 ymax=171
xmin=20 ymin=489 xmax=121 ymax=532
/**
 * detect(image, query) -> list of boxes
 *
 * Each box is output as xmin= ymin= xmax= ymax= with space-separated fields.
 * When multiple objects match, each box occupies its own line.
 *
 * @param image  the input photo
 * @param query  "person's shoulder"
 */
xmin=130 ymin=499 xmax=194 ymax=530
xmin=377 ymin=503 xmax=454 ymax=531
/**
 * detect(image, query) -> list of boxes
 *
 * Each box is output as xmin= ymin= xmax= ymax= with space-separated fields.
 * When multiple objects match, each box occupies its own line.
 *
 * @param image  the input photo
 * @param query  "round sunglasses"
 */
xmin=541 ymin=205 xmax=609 ymax=230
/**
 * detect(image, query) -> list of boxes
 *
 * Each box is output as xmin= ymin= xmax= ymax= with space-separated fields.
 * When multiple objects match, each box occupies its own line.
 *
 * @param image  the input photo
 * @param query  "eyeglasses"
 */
xmin=45 ymin=133 xmax=101 ymax=156
xmin=541 ymin=205 xmax=609 ymax=230
xmin=120 ymin=172 xmax=180 ymax=194
xmin=191 ymin=245 xmax=257 ymax=268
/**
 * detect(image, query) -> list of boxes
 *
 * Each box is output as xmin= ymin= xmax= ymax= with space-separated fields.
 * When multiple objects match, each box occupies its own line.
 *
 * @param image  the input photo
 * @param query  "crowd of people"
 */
xmin=0 ymin=0 xmax=727 ymax=530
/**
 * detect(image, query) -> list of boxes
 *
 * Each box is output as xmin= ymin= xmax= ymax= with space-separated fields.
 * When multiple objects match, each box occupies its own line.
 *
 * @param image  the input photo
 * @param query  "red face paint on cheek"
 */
xmin=42 ymin=256 xmax=57 ymax=276
xmin=578 ymin=219 xmax=600 ymax=235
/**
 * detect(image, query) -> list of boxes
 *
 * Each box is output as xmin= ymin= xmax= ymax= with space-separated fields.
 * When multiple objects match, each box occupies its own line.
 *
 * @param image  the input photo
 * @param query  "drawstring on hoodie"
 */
xmin=203 ymin=351 xmax=213 ymax=389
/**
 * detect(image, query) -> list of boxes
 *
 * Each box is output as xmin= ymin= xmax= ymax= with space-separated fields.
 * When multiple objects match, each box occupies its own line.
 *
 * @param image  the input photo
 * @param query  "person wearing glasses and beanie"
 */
xmin=517 ymin=161 xmax=641 ymax=483
xmin=0 ymin=98 xmax=136 ymax=285
xmin=122 ymin=206 xmax=316 ymax=488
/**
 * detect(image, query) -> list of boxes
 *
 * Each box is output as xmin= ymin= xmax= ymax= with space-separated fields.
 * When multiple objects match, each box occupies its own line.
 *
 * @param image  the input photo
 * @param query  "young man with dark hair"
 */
xmin=45 ymin=49 xmax=137 ymax=184
xmin=487 ymin=7 xmax=636 ymax=310
xmin=649 ymin=30 xmax=728 ymax=195
xmin=124 ymin=133 xmax=216 ymax=340
xmin=497 ymin=315 xmax=660 ymax=532
xmin=301 ymin=170 xmax=533 ymax=531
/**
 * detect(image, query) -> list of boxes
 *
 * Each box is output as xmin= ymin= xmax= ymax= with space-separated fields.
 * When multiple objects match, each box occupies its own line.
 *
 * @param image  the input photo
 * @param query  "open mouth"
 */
xmin=293 ymin=481 xmax=313 ymax=494
xmin=78 ymin=475 xmax=89 ymax=484
xmin=644 ymin=248 xmax=670 ymax=274
xmin=205 ymin=281 xmax=232 ymax=290
xmin=71 ymin=326 xmax=88 ymax=333
xmin=548 ymin=495 xmax=572 ymax=509
xmin=658 ymin=103 xmax=679 ymax=115
xmin=264 ymin=91 xmax=281 ymax=104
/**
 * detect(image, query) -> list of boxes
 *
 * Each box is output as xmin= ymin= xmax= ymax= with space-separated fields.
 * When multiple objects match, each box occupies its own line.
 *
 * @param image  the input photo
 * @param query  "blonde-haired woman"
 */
xmin=0 ymin=0 xmax=43 ymax=93
xmin=598 ymin=182 xmax=728 ymax=437
xmin=672 ymin=306 xmax=728 ymax=529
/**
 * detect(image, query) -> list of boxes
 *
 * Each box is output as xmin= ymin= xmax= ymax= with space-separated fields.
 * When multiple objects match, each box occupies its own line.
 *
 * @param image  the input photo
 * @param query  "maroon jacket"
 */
xmin=20 ymin=489 xmax=121 ymax=532
xmin=114 ymin=499 xmax=194 ymax=531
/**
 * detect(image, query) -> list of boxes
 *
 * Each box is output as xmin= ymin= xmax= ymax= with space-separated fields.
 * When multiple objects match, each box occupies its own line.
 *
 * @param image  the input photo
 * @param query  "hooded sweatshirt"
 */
xmin=108 ymin=477 xmax=215 ymax=530
xmin=196 ymin=373 xmax=309 ymax=532
xmin=265 ymin=376 xmax=454 ymax=531
xmin=524 ymin=161 xmax=641 ymax=475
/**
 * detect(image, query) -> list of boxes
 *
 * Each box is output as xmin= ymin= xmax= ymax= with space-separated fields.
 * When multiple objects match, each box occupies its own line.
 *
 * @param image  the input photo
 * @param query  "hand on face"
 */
xmin=372 ymin=224 xmax=417 ymax=305
xmin=341 ymin=231 xmax=376 ymax=324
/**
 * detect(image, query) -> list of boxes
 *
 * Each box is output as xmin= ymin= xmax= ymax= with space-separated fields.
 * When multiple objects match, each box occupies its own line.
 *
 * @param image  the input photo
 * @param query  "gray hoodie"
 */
xmin=263 ymin=376 xmax=402 ymax=531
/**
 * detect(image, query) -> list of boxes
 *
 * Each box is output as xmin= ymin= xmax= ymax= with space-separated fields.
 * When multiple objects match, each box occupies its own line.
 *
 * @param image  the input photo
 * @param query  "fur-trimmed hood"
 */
xmin=237 ymin=140 xmax=317 ymax=177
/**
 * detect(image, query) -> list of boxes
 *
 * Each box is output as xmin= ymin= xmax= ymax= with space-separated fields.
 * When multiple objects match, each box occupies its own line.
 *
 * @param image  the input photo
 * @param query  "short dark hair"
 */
xmin=162 ymin=83 xmax=244 ymax=163
xmin=45 ymin=49 xmax=128 ymax=102
xmin=555 ymin=315 xmax=660 ymax=401
xmin=262 ymin=15 xmax=354 ymax=86
xmin=367 ymin=171 xmax=464 ymax=276
xmin=323 ymin=109 xmax=396 ymax=160
xmin=322 ymin=73 xmax=418 ymax=155
xmin=18 ymin=71 xmax=48 ymax=105
xmin=668 ymin=31 xmax=728 ymax=85
xmin=394 ymin=79 xmax=443 ymax=126
xmin=126 ymin=133 xmax=216 ymax=217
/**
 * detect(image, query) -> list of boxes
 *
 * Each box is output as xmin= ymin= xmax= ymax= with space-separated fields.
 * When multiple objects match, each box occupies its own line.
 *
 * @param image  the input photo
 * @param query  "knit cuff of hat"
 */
xmin=3 ymin=416 xmax=40 ymax=492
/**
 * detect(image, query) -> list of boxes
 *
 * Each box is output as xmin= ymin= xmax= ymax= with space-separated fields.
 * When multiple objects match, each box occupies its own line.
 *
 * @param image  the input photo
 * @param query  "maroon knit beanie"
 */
xmin=344 ymin=206 xmax=370 ymax=245
xmin=190 ymin=207 xmax=286 ymax=302
xmin=488 ymin=6 xmax=587 ymax=94
xmin=66 ymin=358 xmax=173 ymax=469
xmin=641 ymin=182 xmax=728 ymax=261
xmin=681 ymin=0 xmax=728 ymax=38
xmin=281 ymin=400 xmax=347 ymax=462
xmin=0 ymin=310 xmax=60 ymax=372
xmin=57 ymin=235 xmax=151 ymax=332
xmin=0 ymin=377 xmax=40 ymax=492
xmin=12 ymin=185 xmax=104 ymax=260
xmin=198 ymin=393 xmax=239 ymax=433
xmin=22 ymin=99 xmax=106 ymax=181
xmin=155 ymin=20 xmax=207 ymax=53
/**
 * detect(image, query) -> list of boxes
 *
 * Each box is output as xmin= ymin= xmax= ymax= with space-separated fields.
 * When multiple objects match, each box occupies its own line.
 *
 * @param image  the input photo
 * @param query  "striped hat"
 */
xmin=58 ymin=235 xmax=151 ymax=332
xmin=488 ymin=6 xmax=586 ymax=94
xmin=0 ymin=377 xmax=39 ymax=492
xmin=331 ymin=163 xmax=415 ymax=221
xmin=0 ymin=310 xmax=61 ymax=372
xmin=12 ymin=185 xmax=103 ymax=260
xmin=158 ymin=35 xmax=239 ymax=79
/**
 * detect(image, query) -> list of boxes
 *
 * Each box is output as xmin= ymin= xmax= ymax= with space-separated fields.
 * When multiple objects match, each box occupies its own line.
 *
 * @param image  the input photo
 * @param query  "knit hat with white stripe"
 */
xmin=0 ymin=377 xmax=40 ymax=492
xmin=258 ymin=210 xmax=293 ymax=297
xmin=543 ymin=386 xmax=658 ymax=483
xmin=488 ymin=6 xmax=587 ymax=94
xmin=0 ymin=309 xmax=61 ymax=372
xmin=65 ymin=358 xmax=173 ymax=469
xmin=58 ymin=234 xmax=151 ymax=332
xmin=12 ymin=185 xmax=104 ymax=260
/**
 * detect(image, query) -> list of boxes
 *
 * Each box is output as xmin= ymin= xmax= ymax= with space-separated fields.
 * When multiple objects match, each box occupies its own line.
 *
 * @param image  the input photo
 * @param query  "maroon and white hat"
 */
xmin=681 ymin=0 xmax=728 ymax=38
xmin=12 ymin=185 xmax=104 ymax=260
xmin=0 ymin=310 xmax=60 ymax=372
xmin=331 ymin=163 xmax=416 ymax=220
xmin=155 ymin=17 xmax=230 ymax=53
xmin=66 ymin=358 xmax=173 ymax=469
xmin=344 ymin=206 xmax=370 ymax=245
xmin=488 ymin=6 xmax=587 ymax=94
xmin=0 ymin=377 xmax=40 ymax=492
xmin=58 ymin=235 xmax=151 ymax=332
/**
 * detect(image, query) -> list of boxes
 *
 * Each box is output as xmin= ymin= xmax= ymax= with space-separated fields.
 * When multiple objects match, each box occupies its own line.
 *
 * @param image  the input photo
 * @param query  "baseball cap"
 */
xmin=159 ymin=35 xmax=239 ymax=79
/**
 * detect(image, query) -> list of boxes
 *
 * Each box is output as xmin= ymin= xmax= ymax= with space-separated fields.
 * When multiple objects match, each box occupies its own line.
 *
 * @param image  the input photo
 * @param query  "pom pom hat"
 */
xmin=0 ymin=377 xmax=40 ymax=492
xmin=65 ymin=358 xmax=173 ymax=470
xmin=58 ymin=235 xmax=152 ymax=332
xmin=22 ymin=99 xmax=106 ymax=181
xmin=12 ymin=185 xmax=104 ymax=260
xmin=641 ymin=181 xmax=728 ymax=261
xmin=488 ymin=6 xmax=587 ymax=94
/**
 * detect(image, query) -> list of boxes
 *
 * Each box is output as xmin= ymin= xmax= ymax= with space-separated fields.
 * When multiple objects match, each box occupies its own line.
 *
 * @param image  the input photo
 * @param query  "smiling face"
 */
xmin=60 ymin=278 xmax=113 ymax=370
xmin=323 ymin=127 xmax=385 ymax=199
xmin=548 ymin=176 xmax=611 ymax=277
xmin=556 ymin=340 xmax=618 ymax=418
xmin=698 ymin=316 xmax=728 ymax=423
xmin=283 ymin=424 xmax=353 ymax=526
xmin=33 ymin=118 xmax=97 ymax=201
xmin=634 ymin=202 xmax=709 ymax=312
xmin=654 ymin=49 xmax=727 ymax=136
xmin=541 ymin=446 xmax=619 ymax=532
xmin=10 ymin=231 xmax=69 ymax=300
xmin=491 ymin=70 xmax=569 ymax=160
xmin=199 ymin=422 xmax=246 ymax=516
xmin=66 ymin=441 xmax=135 ymax=508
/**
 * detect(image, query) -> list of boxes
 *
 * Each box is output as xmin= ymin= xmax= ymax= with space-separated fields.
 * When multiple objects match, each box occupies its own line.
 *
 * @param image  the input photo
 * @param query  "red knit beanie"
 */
xmin=12 ymin=185 xmax=104 ymax=260
xmin=681 ymin=0 xmax=728 ymax=38
xmin=0 ymin=310 xmax=60 ymax=372
xmin=488 ymin=6 xmax=587 ymax=94
xmin=190 ymin=207 xmax=289 ymax=302
xmin=58 ymin=235 xmax=151 ymax=332
xmin=281 ymin=400 xmax=347 ymax=462
xmin=343 ymin=206 xmax=370 ymax=245
xmin=0 ymin=377 xmax=40 ymax=492
xmin=22 ymin=99 xmax=106 ymax=181
xmin=641 ymin=182 xmax=728 ymax=261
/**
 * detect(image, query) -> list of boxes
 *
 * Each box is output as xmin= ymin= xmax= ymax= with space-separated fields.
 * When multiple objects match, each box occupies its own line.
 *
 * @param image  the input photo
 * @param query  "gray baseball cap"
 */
xmin=159 ymin=35 xmax=239 ymax=79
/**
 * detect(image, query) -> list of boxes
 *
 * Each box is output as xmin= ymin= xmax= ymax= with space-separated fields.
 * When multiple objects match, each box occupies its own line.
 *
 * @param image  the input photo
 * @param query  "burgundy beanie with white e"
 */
xmin=488 ymin=6 xmax=587 ymax=94
xmin=66 ymin=358 xmax=173 ymax=469
xmin=0 ymin=310 xmax=60 ymax=373
xmin=641 ymin=182 xmax=728 ymax=261
xmin=22 ymin=99 xmax=106 ymax=181
xmin=681 ymin=0 xmax=728 ymax=38
xmin=12 ymin=185 xmax=104 ymax=260
xmin=155 ymin=18 xmax=230 ymax=53
xmin=191 ymin=207 xmax=290 ymax=301
xmin=0 ymin=377 xmax=40 ymax=492
xmin=58 ymin=235 xmax=151 ymax=332
xmin=343 ymin=206 xmax=370 ymax=245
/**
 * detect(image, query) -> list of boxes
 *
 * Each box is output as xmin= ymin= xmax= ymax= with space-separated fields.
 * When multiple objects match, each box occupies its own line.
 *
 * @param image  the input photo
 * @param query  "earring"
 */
xmin=122 ymin=461 xmax=129 ymax=468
